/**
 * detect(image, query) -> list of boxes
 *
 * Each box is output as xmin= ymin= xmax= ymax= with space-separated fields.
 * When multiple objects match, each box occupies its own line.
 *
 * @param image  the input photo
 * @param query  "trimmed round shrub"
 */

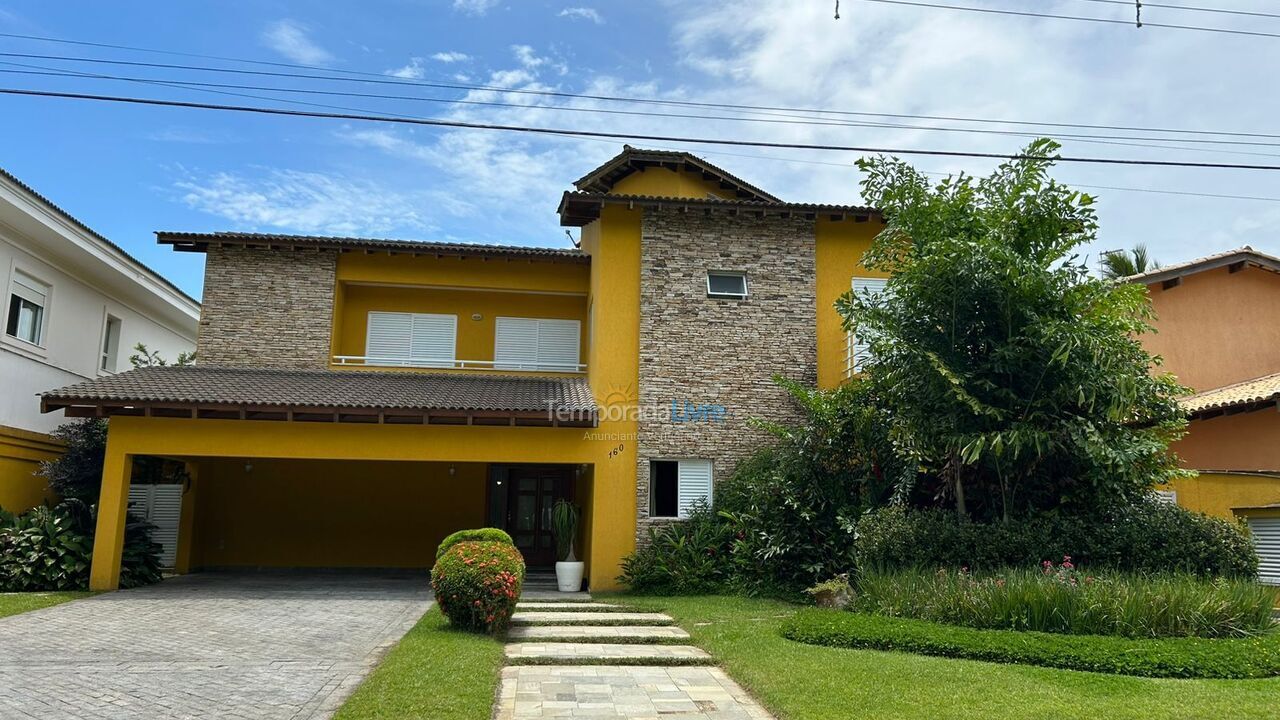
xmin=432 ymin=540 xmax=525 ymax=634
xmin=436 ymin=528 xmax=514 ymax=561
xmin=782 ymin=609 xmax=1280 ymax=679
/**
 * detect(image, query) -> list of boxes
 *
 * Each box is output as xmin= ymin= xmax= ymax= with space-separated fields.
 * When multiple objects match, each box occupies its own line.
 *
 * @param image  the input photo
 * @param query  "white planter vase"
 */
xmin=555 ymin=561 xmax=585 ymax=592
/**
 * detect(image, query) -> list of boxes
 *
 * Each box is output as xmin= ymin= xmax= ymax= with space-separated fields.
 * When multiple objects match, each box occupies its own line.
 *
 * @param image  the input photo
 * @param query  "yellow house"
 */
xmin=1130 ymin=247 xmax=1280 ymax=584
xmin=40 ymin=146 xmax=885 ymax=591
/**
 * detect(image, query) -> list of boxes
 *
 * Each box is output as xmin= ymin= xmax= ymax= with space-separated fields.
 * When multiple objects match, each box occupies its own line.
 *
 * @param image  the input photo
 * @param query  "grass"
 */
xmin=0 ymin=591 xmax=89 ymax=619
xmin=334 ymin=606 xmax=504 ymax=720
xmin=613 ymin=594 xmax=1280 ymax=720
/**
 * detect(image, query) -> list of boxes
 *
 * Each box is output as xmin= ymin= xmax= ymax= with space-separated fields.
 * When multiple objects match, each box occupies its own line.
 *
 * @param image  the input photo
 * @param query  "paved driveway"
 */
xmin=0 ymin=572 xmax=431 ymax=719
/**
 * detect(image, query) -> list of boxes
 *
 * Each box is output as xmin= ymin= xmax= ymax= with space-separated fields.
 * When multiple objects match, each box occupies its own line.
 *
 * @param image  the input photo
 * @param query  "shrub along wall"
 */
xmin=853 ymin=501 xmax=1258 ymax=578
xmin=782 ymin=610 xmax=1280 ymax=679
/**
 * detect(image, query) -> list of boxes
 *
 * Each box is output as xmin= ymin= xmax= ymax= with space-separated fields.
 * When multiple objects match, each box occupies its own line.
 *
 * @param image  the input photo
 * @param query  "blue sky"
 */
xmin=2 ymin=1 xmax=1279 ymax=299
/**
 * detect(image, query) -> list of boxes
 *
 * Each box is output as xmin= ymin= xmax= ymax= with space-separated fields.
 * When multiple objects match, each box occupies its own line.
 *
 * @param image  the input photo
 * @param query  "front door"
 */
xmin=505 ymin=466 xmax=571 ymax=567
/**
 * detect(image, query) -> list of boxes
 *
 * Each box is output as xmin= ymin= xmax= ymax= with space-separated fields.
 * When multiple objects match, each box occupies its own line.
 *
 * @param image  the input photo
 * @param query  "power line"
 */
xmin=6 ymin=86 xmax=1280 ymax=171
xmin=854 ymin=0 xmax=1280 ymax=40
xmin=0 ymin=41 xmax=1278 ymax=143
xmin=7 ymin=63 xmax=1280 ymax=159
xmin=1068 ymin=0 xmax=1280 ymax=21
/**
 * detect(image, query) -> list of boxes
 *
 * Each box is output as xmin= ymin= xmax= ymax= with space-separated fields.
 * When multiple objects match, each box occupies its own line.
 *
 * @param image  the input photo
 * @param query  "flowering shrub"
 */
xmin=432 ymin=540 xmax=525 ymax=634
xmin=435 ymin=528 xmax=513 ymax=561
xmin=855 ymin=563 xmax=1276 ymax=638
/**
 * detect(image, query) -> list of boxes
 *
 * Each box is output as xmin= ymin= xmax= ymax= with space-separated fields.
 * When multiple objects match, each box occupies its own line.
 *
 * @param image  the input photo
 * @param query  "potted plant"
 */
xmin=550 ymin=499 xmax=584 ymax=592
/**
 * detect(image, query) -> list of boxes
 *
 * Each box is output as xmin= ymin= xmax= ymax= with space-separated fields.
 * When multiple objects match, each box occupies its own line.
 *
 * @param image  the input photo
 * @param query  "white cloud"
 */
xmin=433 ymin=51 xmax=471 ymax=63
xmin=453 ymin=0 xmax=499 ymax=15
xmin=559 ymin=7 xmax=604 ymax=24
xmin=386 ymin=58 xmax=428 ymax=79
xmin=175 ymin=169 xmax=434 ymax=236
xmin=511 ymin=44 xmax=546 ymax=69
xmin=261 ymin=19 xmax=334 ymax=65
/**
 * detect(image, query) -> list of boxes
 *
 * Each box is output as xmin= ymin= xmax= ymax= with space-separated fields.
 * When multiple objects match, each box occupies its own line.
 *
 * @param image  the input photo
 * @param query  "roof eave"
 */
xmin=1129 ymin=250 xmax=1280 ymax=286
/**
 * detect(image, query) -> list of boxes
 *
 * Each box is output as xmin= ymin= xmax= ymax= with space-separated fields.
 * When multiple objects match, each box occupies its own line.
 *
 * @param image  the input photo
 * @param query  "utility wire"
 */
xmin=7 ymin=86 xmax=1280 ymax=171
xmin=0 ymin=42 xmax=1277 ymax=142
xmin=1067 ymin=0 xmax=1280 ymax=21
xmin=854 ymin=0 xmax=1280 ymax=40
xmin=7 ymin=63 xmax=1280 ymax=158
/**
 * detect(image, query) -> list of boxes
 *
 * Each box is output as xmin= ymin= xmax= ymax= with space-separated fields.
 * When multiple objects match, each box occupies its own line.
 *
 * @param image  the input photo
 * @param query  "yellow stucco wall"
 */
xmin=1167 ymin=472 xmax=1280 ymax=520
xmin=335 ymin=284 xmax=588 ymax=366
xmin=0 ymin=424 xmax=61 ymax=512
xmin=814 ymin=218 xmax=885 ymax=389
xmin=188 ymin=458 xmax=487 ymax=569
xmin=610 ymin=167 xmax=729 ymax=199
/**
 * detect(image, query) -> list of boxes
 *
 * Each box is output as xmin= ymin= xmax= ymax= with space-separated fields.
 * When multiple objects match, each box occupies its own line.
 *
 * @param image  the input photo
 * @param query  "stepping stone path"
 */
xmin=495 ymin=575 xmax=775 ymax=719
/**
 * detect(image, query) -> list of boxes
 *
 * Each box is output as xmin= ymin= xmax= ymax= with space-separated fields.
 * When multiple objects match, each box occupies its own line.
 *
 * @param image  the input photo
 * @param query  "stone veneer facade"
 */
xmin=197 ymin=246 xmax=336 ymax=369
xmin=635 ymin=209 xmax=818 ymax=541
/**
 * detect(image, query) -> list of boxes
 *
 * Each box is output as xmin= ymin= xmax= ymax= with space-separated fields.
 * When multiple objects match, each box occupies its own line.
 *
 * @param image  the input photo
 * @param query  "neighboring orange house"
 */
xmin=1130 ymin=247 xmax=1280 ymax=583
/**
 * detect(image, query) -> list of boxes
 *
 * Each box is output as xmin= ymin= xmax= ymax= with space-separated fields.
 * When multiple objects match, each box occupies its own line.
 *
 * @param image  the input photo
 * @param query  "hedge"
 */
xmin=781 ymin=609 xmax=1280 ymax=679
xmin=854 ymin=501 xmax=1258 ymax=578
xmin=436 ymin=528 xmax=514 ymax=561
xmin=432 ymin=540 xmax=525 ymax=634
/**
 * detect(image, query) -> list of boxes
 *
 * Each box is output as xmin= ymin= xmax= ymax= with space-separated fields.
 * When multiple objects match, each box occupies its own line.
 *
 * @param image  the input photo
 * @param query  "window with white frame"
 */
xmin=846 ymin=276 xmax=889 ymax=376
xmin=100 ymin=315 xmax=122 ymax=372
xmin=5 ymin=270 xmax=49 ymax=346
xmin=494 ymin=317 xmax=581 ymax=371
xmin=649 ymin=459 xmax=713 ymax=519
xmin=365 ymin=311 xmax=457 ymax=367
xmin=706 ymin=271 xmax=748 ymax=299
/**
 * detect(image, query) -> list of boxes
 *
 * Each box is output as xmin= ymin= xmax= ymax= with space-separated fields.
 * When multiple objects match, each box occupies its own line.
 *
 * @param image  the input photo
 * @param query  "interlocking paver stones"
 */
xmin=0 ymin=571 xmax=431 ymax=720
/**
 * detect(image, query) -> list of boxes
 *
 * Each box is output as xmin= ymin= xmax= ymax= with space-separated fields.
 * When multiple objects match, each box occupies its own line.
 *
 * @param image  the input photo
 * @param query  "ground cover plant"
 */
xmin=854 ymin=563 xmax=1276 ymax=638
xmin=431 ymin=538 xmax=524 ymax=634
xmin=782 ymin=609 xmax=1280 ymax=679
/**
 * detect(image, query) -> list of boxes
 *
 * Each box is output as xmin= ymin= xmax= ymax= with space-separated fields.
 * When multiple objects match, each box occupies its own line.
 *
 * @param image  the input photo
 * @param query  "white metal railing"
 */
xmin=332 ymin=355 xmax=587 ymax=373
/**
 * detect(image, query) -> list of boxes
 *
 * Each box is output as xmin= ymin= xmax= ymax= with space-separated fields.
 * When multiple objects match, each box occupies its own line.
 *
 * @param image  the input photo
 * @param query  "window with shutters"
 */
xmin=5 ymin=270 xmax=49 ymax=347
xmin=365 ymin=311 xmax=457 ymax=367
xmin=494 ymin=317 xmax=581 ymax=371
xmin=846 ymin=276 xmax=889 ymax=377
xmin=649 ymin=459 xmax=713 ymax=519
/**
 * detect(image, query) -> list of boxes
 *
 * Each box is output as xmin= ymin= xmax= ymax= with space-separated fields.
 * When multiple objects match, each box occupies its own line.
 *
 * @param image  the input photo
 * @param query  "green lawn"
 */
xmin=335 ymin=606 xmax=505 ymax=720
xmin=615 ymin=594 xmax=1280 ymax=720
xmin=0 ymin=591 xmax=89 ymax=619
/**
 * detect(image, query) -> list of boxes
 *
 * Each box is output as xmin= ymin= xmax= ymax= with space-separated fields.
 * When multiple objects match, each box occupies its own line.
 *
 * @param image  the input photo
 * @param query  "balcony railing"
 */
xmin=332 ymin=355 xmax=587 ymax=374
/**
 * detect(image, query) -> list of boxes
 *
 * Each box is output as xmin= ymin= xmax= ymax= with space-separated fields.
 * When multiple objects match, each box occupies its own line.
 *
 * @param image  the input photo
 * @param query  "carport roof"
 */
xmin=40 ymin=366 xmax=597 ymax=426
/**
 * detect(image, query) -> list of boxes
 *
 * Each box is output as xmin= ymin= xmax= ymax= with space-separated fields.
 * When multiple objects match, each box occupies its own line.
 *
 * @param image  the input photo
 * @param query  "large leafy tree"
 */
xmin=837 ymin=139 xmax=1188 ymax=522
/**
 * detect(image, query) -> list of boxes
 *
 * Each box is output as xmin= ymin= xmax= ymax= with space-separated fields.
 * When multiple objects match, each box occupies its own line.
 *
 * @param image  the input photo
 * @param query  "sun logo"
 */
xmin=598 ymin=382 xmax=638 ymax=423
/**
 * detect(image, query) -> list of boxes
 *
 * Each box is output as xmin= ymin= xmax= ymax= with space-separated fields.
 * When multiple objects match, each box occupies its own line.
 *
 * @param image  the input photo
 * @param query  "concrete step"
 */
xmin=507 ymin=625 xmax=691 ymax=643
xmin=519 ymin=590 xmax=593 ymax=602
xmin=510 ymin=611 xmax=675 ymax=627
xmin=515 ymin=602 xmax=633 ymax=612
xmin=504 ymin=642 xmax=713 ymax=666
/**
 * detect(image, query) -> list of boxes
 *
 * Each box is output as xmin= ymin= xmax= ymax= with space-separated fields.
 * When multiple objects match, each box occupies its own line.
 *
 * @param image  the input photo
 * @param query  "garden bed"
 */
xmin=782 ymin=609 xmax=1280 ymax=679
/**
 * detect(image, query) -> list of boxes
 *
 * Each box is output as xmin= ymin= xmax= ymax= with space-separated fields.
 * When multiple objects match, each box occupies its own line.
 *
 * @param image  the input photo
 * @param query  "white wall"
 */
xmin=0 ymin=226 xmax=197 ymax=434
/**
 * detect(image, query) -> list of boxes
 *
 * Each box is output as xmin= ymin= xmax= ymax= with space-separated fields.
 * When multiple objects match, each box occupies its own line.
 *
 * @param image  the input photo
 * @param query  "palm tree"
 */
xmin=1100 ymin=243 xmax=1160 ymax=280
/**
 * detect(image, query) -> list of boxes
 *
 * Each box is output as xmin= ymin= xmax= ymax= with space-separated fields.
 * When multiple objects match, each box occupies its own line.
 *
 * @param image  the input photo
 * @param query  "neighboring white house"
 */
xmin=0 ymin=167 xmax=198 ymax=511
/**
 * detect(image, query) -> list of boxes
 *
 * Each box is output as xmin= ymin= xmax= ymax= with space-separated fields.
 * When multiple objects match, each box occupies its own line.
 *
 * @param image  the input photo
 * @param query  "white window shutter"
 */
xmin=495 ymin=317 xmax=581 ymax=371
xmin=410 ymin=313 xmax=457 ymax=367
xmin=495 ymin=317 xmax=539 ymax=370
xmin=850 ymin=277 xmax=889 ymax=373
xmin=536 ymin=319 xmax=581 ymax=371
xmin=677 ymin=460 xmax=713 ymax=518
xmin=367 ymin=312 xmax=413 ymax=363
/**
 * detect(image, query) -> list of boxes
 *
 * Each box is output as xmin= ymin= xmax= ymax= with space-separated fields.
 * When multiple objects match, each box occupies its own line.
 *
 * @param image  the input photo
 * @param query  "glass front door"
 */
xmin=502 ymin=466 xmax=572 ymax=567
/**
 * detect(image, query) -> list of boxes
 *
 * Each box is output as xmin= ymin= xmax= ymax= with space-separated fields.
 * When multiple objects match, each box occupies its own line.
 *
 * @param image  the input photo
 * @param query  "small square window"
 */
xmin=706 ymin=271 xmax=748 ymax=299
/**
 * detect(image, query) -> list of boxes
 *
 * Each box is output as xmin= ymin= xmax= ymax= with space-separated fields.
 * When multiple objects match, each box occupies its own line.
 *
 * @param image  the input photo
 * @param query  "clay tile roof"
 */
xmin=155 ymin=231 xmax=588 ymax=263
xmin=40 ymin=366 xmax=596 ymax=420
xmin=1181 ymin=371 xmax=1280 ymax=417
xmin=572 ymin=146 xmax=782 ymax=202
xmin=557 ymin=191 xmax=881 ymax=227
xmin=1126 ymin=246 xmax=1280 ymax=285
